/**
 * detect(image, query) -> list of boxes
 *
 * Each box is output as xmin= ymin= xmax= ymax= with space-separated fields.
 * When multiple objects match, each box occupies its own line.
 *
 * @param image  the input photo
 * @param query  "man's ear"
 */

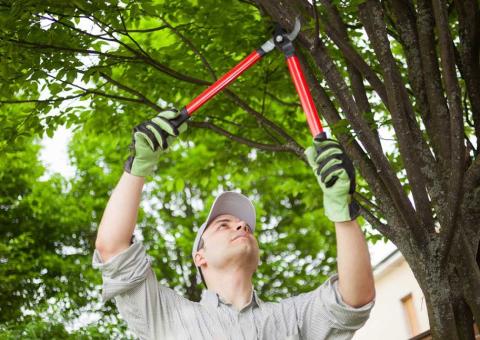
xmin=194 ymin=249 xmax=207 ymax=267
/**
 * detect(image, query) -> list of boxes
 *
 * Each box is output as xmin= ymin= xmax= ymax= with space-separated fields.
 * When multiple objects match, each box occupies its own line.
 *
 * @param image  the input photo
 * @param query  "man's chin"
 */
xmin=232 ymin=244 xmax=259 ymax=261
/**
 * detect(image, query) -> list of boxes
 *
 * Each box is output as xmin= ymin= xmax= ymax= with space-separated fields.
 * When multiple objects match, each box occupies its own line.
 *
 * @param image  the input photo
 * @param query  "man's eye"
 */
xmin=218 ymin=224 xmax=228 ymax=229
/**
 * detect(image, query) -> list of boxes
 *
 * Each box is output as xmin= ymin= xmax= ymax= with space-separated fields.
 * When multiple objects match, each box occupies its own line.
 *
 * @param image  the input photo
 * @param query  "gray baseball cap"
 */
xmin=191 ymin=191 xmax=256 ymax=285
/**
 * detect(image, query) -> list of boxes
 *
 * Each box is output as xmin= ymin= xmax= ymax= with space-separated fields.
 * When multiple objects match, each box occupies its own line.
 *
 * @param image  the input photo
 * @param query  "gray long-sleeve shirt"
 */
xmin=92 ymin=240 xmax=374 ymax=340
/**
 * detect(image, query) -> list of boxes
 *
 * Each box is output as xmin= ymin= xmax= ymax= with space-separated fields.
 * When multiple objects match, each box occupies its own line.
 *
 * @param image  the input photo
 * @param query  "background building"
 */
xmin=354 ymin=246 xmax=479 ymax=339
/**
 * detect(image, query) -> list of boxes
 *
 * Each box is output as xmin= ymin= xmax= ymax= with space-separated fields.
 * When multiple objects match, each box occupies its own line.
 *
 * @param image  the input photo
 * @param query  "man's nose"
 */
xmin=236 ymin=222 xmax=250 ymax=232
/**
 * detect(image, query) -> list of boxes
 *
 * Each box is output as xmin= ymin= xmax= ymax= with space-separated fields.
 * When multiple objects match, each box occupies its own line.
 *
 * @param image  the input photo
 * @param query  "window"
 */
xmin=401 ymin=293 xmax=420 ymax=337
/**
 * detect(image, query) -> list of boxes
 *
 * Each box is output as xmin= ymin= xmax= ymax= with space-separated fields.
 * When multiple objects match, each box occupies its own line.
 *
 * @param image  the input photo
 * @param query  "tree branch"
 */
xmin=98 ymin=72 xmax=163 ymax=112
xmin=316 ymin=0 xmax=381 ymax=144
xmin=385 ymin=0 xmax=437 ymax=146
xmin=354 ymin=192 xmax=380 ymax=212
xmin=79 ymin=10 xmax=187 ymax=81
xmin=38 ymin=14 xmax=117 ymax=42
xmin=452 ymin=232 xmax=480 ymax=325
xmin=118 ymin=24 xmax=192 ymax=33
xmin=223 ymin=90 xmax=306 ymax=159
xmin=45 ymin=73 xmax=154 ymax=107
xmin=384 ymin=2 xmax=455 ymax=203
xmin=1 ymin=37 xmax=134 ymax=60
xmin=260 ymin=72 xmax=284 ymax=144
xmin=0 ymin=94 xmax=85 ymax=104
xmin=464 ymin=157 xmax=480 ymax=197
xmin=431 ymin=0 xmax=467 ymax=266
xmin=204 ymin=114 xmax=256 ymax=129
xmin=359 ymin=0 xmax=434 ymax=238
xmin=452 ymin=0 xmax=480 ymax=149
xmin=461 ymin=156 xmax=480 ymax=242
xmin=321 ymin=0 xmax=388 ymax=107
xmin=188 ymin=120 xmax=302 ymax=156
xmin=117 ymin=11 xmax=151 ymax=59
xmin=3 ymin=37 xmax=210 ymax=86
xmin=357 ymin=201 xmax=397 ymax=242
xmin=416 ymin=0 xmax=452 ymax=163
xmin=266 ymin=91 xmax=301 ymax=108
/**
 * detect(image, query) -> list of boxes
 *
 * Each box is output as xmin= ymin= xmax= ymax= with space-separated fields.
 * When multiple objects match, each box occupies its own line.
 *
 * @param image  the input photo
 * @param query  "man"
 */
xmin=93 ymin=109 xmax=376 ymax=339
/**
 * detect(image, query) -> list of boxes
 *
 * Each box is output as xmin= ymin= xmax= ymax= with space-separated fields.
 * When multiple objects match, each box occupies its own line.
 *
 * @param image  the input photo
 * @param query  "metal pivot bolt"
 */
xmin=275 ymin=35 xmax=283 ymax=43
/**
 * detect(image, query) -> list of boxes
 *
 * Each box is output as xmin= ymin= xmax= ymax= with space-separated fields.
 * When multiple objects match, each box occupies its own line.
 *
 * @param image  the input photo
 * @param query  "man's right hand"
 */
xmin=124 ymin=109 xmax=188 ymax=177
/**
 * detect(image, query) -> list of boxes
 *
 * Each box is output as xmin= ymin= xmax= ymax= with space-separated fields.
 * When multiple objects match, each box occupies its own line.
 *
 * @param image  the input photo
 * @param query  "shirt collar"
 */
xmin=200 ymin=286 xmax=262 ymax=310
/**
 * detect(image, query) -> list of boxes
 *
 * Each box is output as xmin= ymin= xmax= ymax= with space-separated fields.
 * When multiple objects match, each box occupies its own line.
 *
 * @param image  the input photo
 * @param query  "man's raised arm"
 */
xmin=305 ymin=137 xmax=375 ymax=306
xmin=95 ymin=173 xmax=145 ymax=262
xmin=95 ymin=109 xmax=187 ymax=262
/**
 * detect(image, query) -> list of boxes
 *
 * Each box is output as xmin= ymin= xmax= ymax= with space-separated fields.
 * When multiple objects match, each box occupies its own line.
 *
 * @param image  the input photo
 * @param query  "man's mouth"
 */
xmin=231 ymin=233 xmax=249 ymax=242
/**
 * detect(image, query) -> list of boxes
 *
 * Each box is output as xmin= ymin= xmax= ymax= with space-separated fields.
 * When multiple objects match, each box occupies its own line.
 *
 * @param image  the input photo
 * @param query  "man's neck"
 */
xmin=206 ymin=269 xmax=254 ymax=312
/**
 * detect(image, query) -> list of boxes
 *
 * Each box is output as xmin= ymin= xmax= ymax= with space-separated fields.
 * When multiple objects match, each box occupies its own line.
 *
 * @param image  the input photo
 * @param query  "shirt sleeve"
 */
xmin=293 ymin=273 xmax=375 ymax=339
xmin=92 ymin=239 xmax=191 ymax=340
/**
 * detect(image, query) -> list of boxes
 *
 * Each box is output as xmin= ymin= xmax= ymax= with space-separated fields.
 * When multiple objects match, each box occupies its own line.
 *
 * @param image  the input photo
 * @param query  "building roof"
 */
xmin=372 ymin=248 xmax=402 ymax=279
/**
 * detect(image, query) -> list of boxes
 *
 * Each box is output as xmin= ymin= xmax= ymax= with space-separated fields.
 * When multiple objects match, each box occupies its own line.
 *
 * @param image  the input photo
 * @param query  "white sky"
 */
xmin=39 ymin=126 xmax=75 ymax=180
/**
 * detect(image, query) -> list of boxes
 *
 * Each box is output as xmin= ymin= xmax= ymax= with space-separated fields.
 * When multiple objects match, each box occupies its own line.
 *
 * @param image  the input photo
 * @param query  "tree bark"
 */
xmin=448 ymin=260 xmax=476 ymax=340
xmin=410 ymin=252 xmax=459 ymax=340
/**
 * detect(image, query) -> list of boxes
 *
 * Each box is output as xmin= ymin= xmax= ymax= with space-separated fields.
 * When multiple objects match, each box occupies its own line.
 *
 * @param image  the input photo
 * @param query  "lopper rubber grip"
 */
xmin=314 ymin=132 xmax=327 ymax=142
xmin=169 ymin=107 xmax=190 ymax=131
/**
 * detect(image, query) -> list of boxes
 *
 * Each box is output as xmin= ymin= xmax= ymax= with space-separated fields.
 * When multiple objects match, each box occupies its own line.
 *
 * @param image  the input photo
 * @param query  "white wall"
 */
xmin=353 ymin=251 xmax=430 ymax=340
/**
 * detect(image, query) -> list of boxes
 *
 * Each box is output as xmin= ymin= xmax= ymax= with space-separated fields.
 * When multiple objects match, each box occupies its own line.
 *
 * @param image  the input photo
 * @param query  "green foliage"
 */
xmin=0 ymin=313 xmax=131 ymax=339
xmin=0 ymin=0 xmax=395 ymax=336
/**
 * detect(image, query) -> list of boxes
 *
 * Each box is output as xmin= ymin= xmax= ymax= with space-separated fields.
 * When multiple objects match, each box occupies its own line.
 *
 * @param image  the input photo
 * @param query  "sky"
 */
xmin=38 ymin=128 xmax=398 ymax=268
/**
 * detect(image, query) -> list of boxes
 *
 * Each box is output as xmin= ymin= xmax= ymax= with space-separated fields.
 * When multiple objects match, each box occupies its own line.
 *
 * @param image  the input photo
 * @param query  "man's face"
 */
xmin=195 ymin=214 xmax=260 ymax=275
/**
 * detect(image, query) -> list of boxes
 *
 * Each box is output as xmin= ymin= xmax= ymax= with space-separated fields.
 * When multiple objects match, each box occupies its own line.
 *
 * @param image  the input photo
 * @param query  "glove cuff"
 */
xmin=348 ymin=199 xmax=361 ymax=221
xmin=324 ymin=196 xmax=360 ymax=222
xmin=124 ymin=155 xmax=134 ymax=174
xmin=124 ymin=156 xmax=155 ymax=177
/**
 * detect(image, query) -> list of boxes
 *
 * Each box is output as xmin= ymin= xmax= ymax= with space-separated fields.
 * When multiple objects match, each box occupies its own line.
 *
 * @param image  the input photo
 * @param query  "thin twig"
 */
xmin=189 ymin=120 xmax=295 ymax=153
xmin=312 ymin=0 xmax=320 ymax=48
xmin=0 ymin=93 xmax=85 ymax=104
xmin=99 ymin=72 xmax=163 ymax=112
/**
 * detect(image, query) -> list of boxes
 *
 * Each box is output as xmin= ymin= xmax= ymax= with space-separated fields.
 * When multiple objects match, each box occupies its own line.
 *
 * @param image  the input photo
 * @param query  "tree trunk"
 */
xmin=451 ymin=295 xmax=475 ymax=340
xmin=447 ymin=252 xmax=476 ymax=340
xmin=399 ymin=229 xmax=480 ymax=340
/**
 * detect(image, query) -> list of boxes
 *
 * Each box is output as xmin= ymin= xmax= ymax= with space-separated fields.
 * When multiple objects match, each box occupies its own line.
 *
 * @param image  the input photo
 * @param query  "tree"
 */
xmin=254 ymin=1 xmax=480 ymax=338
xmin=0 ymin=0 xmax=478 ymax=338
xmin=0 ymin=130 xmax=130 ymax=337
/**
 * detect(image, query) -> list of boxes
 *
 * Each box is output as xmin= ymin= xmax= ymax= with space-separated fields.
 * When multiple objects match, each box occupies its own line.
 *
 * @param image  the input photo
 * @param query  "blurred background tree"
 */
xmin=1 ymin=0 xmax=478 ymax=338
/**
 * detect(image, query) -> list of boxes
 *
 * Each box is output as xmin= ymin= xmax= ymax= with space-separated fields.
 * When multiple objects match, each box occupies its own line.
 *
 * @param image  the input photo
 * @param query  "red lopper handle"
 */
xmin=285 ymin=54 xmax=325 ymax=139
